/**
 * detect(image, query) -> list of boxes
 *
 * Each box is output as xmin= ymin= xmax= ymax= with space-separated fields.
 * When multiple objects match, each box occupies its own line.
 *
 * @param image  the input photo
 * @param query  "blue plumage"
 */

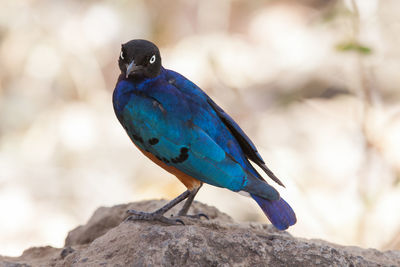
xmin=251 ymin=194 xmax=297 ymax=231
xmin=113 ymin=39 xmax=296 ymax=230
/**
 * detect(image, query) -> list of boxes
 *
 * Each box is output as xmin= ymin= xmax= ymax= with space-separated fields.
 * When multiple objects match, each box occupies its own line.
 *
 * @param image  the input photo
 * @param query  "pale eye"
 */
xmin=149 ymin=55 xmax=156 ymax=64
xmin=120 ymin=51 xmax=124 ymax=60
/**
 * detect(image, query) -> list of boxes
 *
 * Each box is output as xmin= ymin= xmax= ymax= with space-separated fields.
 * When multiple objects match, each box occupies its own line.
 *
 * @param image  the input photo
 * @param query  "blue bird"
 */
xmin=113 ymin=39 xmax=296 ymax=230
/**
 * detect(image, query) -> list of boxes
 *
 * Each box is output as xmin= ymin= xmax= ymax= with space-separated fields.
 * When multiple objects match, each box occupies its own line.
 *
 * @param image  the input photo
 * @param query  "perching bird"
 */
xmin=113 ymin=39 xmax=296 ymax=230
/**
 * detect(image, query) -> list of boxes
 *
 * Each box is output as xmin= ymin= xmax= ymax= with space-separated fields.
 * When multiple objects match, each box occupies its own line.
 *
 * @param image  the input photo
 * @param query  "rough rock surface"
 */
xmin=1 ymin=200 xmax=399 ymax=267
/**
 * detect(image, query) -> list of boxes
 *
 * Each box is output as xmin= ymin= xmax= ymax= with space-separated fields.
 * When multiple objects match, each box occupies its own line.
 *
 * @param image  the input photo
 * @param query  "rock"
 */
xmin=65 ymin=200 xmax=233 ymax=247
xmin=1 ymin=200 xmax=399 ymax=267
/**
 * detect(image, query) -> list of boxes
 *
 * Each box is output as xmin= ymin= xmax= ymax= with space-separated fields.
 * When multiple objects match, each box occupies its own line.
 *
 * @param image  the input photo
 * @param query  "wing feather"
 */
xmin=122 ymin=92 xmax=248 ymax=192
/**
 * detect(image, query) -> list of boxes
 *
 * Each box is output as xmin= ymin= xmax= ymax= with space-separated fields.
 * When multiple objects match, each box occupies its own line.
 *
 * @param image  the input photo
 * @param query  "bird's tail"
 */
xmin=251 ymin=194 xmax=297 ymax=230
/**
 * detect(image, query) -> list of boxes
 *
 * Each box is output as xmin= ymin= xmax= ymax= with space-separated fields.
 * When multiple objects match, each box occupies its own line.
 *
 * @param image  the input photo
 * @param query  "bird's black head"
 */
xmin=118 ymin=39 xmax=162 ymax=79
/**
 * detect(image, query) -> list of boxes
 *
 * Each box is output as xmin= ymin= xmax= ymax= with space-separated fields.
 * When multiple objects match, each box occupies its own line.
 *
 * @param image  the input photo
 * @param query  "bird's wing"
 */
xmin=120 ymin=88 xmax=279 ymax=200
xmin=165 ymin=69 xmax=284 ymax=187
xmin=206 ymin=98 xmax=284 ymax=187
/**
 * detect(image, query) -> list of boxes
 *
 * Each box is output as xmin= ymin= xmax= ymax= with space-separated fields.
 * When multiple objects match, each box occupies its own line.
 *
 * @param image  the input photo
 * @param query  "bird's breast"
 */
xmin=136 ymin=145 xmax=202 ymax=191
xmin=113 ymin=80 xmax=136 ymax=119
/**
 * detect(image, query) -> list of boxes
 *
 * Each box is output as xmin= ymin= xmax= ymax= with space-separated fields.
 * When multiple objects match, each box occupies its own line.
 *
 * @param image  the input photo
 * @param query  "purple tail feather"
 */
xmin=251 ymin=194 xmax=297 ymax=230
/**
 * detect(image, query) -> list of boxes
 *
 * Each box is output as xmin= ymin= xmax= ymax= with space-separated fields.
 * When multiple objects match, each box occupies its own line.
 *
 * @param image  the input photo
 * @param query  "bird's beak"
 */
xmin=125 ymin=61 xmax=139 ymax=78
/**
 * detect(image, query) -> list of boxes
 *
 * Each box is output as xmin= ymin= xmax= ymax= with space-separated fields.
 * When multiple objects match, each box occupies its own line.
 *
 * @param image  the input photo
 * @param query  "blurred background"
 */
xmin=1 ymin=0 xmax=400 ymax=257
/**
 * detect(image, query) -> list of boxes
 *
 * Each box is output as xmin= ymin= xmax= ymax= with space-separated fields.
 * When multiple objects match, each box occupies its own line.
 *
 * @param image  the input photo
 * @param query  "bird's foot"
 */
xmin=125 ymin=209 xmax=184 ymax=225
xmin=177 ymin=212 xmax=209 ymax=220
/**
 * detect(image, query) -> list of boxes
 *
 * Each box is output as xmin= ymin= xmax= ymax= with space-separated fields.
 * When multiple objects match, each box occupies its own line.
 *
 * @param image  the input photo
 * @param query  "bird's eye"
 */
xmin=120 ymin=51 xmax=125 ymax=60
xmin=149 ymin=55 xmax=156 ymax=64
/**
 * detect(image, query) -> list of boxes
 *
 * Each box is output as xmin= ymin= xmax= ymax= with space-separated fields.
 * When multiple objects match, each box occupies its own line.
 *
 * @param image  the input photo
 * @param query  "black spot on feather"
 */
xmin=132 ymin=134 xmax=143 ymax=143
xmin=148 ymin=138 xmax=159 ymax=145
xmin=171 ymin=146 xmax=189 ymax=164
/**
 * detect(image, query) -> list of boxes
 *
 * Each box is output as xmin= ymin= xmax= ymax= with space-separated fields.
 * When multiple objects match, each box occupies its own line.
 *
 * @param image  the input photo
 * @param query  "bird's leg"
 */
xmin=177 ymin=184 xmax=208 ymax=219
xmin=126 ymin=190 xmax=191 ymax=225
xmin=177 ymin=189 xmax=198 ymax=216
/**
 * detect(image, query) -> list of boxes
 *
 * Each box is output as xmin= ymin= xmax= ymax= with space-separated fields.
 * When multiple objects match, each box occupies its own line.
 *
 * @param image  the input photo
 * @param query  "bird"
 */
xmin=113 ymin=39 xmax=296 ymax=230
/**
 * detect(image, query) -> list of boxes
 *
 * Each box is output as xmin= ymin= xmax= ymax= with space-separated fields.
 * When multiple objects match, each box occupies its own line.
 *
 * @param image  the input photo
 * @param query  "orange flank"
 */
xmin=136 ymin=146 xmax=202 ymax=191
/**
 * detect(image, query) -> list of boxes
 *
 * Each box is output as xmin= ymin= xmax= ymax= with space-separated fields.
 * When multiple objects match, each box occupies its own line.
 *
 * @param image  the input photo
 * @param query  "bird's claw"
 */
xmin=184 ymin=213 xmax=209 ymax=220
xmin=176 ymin=212 xmax=209 ymax=220
xmin=198 ymin=213 xmax=209 ymax=220
xmin=125 ymin=209 xmax=184 ymax=225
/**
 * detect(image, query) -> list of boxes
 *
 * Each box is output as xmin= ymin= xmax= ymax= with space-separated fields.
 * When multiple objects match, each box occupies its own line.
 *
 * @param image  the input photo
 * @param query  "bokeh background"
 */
xmin=1 ymin=0 xmax=400 ymax=256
